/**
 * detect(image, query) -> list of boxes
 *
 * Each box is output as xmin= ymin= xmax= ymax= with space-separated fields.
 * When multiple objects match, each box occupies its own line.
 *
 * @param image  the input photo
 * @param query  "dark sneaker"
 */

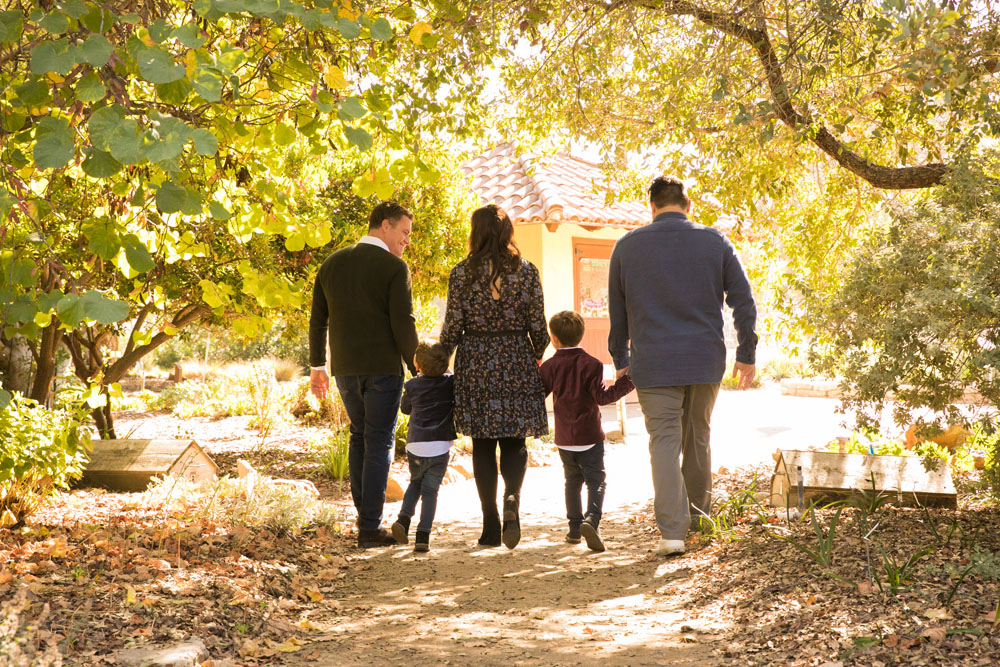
xmin=391 ymin=518 xmax=410 ymax=545
xmin=565 ymin=530 xmax=582 ymax=544
xmin=357 ymin=528 xmax=396 ymax=548
xmin=502 ymin=495 xmax=520 ymax=549
xmin=414 ymin=530 xmax=430 ymax=553
xmin=580 ymin=519 xmax=605 ymax=553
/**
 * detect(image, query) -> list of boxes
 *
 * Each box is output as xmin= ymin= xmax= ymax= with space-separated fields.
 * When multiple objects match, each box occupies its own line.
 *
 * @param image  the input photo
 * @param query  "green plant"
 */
xmin=0 ymin=394 xmax=90 ymax=526
xmin=783 ymin=504 xmax=845 ymax=569
xmin=695 ymin=474 xmax=767 ymax=540
xmin=829 ymin=430 xmax=906 ymax=456
xmin=315 ymin=431 xmax=350 ymax=480
xmin=760 ymin=358 xmax=808 ymax=382
xmin=850 ymin=473 xmax=891 ymax=516
xmin=287 ymin=378 xmax=349 ymax=429
xmin=970 ymin=422 xmax=1000 ymax=499
xmin=238 ymin=362 xmax=281 ymax=449
xmin=394 ymin=413 xmax=410 ymax=459
xmin=878 ymin=546 xmax=934 ymax=595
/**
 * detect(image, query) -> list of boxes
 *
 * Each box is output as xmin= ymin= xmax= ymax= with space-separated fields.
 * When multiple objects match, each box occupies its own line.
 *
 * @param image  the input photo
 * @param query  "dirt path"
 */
xmin=286 ymin=442 xmax=726 ymax=666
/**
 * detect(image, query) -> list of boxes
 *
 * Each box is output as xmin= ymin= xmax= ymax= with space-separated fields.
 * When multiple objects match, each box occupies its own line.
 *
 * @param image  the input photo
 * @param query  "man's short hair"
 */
xmin=648 ymin=176 xmax=690 ymax=210
xmin=548 ymin=311 xmax=585 ymax=347
xmin=414 ymin=341 xmax=449 ymax=377
xmin=368 ymin=201 xmax=412 ymax=231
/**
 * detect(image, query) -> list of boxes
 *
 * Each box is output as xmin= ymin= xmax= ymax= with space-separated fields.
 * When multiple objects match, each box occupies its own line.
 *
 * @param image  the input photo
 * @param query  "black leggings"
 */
xmin=471 ymin=437 xmax=528 ymax=530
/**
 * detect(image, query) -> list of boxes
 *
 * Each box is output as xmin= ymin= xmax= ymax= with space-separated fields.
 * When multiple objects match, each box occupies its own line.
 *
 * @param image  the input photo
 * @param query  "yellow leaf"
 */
xmin=324 ymin=66 xmax=347 ymax=90
xmin=184 ymin=49 xmax=197 ymax=76
xmin=108 ymin=382 xmax=123 ymax=400
xmin=163 ymin=323 xmax=179 ymax=335
xmin=269 ymin=637 xmax=304 ymax=653
xmin=306 ymin=589 xmax=323 ymax=603
xmin=47 ymin=72 xmax=65 ymax=84
xmin=409 ymin=21 xmax=433 ymax=45
xmin=126 ymin=585 xmax=137 ymax=605
xmin=34 ymin=311 xmax=53 ymax=328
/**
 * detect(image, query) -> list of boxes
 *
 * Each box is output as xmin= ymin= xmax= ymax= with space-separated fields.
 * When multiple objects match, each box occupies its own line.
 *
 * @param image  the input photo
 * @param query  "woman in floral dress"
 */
xmin=440 ymin=204 xmax=549 ymax=548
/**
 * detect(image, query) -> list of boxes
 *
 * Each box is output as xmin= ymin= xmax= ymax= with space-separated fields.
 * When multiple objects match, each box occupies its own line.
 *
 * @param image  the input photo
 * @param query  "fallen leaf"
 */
xmin=924 ymin=607 xmax=953 ymax=620
xmin=125 ymin=585 xmax=137 ymax=605
xmin=856 ymin=581 xmax=873 ymax=595
xmin=305 ymin=589 xmax=323 ymax=603
xmin=883 ymin=634 xmax=899 ymax=648
xmin=268 ymin=637 xmax=304 ymax=653
xmin=921 ymin=627 xmax=946 ymax=642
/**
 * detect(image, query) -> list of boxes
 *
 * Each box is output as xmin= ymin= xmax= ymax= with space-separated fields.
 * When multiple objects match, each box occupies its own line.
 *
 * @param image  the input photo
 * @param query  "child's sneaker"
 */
xmin=580 ymin=517 xmax=605 ymax=552
xmin=414 ymin=530 xmax=430 ymax=552
xmin=391 ymin=516 xmax=410 ymax=545
xmin=565 ymin=525 xmax=582 ymax=544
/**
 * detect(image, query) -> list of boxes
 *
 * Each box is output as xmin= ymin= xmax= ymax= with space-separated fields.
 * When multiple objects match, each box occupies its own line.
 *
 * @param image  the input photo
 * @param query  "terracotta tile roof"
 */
xmin=462 ymin=144 xmax=648 ymax=228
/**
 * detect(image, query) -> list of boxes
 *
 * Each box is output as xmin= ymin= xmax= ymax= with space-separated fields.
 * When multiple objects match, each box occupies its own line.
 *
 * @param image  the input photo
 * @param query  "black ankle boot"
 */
xmin=502 ymin=494 xmax=520 ymax=549
xmin=391 ymin=516 xmax=410 ymax=544
xmin=479 ymin=510 xmax=501 ymax=546
xmin=414 ymin=530 xmax=430 ymax=552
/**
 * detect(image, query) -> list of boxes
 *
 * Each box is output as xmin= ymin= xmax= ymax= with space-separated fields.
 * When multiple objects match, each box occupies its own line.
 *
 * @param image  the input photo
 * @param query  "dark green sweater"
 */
xmin=308 ymin=243 xmax=418 ymax=376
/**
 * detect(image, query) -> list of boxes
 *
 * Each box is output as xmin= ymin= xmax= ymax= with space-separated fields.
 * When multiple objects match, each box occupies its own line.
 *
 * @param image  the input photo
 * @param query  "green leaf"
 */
xmin=148 ymin=18 xmax=172 ymax=42
xmin=81 ymin=147 xmax=121 ymax=178
xmin=156 ymin=78 xmax=193 ymax=104
xmin=78 ymin=34 xmax=113 ymax=66
xmin=84 ymin=217 xmax=121 ymax=259
xmin=192 ymin=69 xmax=222 ymax=102
xmin=338 ymin=18 xmax=360 ymax=39
xmin=172 ymin=23 xmax=205 ymax=49
xmin=33 ymin=116 xmax=75 ymax=169
xmin=370 ymin=17 xmax=392 ymax=41
xmin=343 ymin=125 xmax=372 ymax=151
xmin=0 ymin=11 xmax=24 ymax=44
xmin=0 ymin=388 xmax=10 ymax=411
xmin=337 ymin=97 xmax=367 ymax=121
xmin=273 ymin=122 xmax=296 ymax=146
xmin=81 ymin=4 xmax=114 ymax=33
xmin=38 ymin=12 xmax=71 ymax=34
xmin=136 ymin=46 xmax=185 ymax=84
xmin=122 ymin=234 xmax=155 ymax=273
xmin=56 ymin=293 xmax=85 ymax=327
xmin=30 ymin=38 xmax=78 ymax=75
xmin=156 ymin=182 xmax=188 ymax=214
xmin=15 ymin=78 xmax=51 ymax=106
xmin=191 ymin=128 xmax=218 ymax=155
xmin=144 ymin=112 xmax=191 ymax=162
xmin=315 ymin=90 xmax=336 ymax=113
xmin=57 ymin=1 xmax=90 ymax=19
xmin=75 ymin=72 xmax=106 ymax=102
xmin=0 ymin=188 xmax=15 ymax=218
xmin=209 ymin=201 xmax=231 ymax=220
xmin=81 ymin=290 xmax=129 ymax=324
xmin=88 ymin=104 xmax=125 ymax=152
xmin=107 ymin=118 xmax=144 ymax=165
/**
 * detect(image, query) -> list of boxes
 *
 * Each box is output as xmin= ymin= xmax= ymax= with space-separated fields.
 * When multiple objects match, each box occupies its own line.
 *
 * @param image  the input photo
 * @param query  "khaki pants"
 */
xmin=636 ymin=384 xmax=720 ymax=540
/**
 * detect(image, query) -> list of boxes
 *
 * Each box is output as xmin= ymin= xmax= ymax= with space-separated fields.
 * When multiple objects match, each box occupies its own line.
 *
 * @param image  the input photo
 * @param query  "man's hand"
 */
xmin=616 ymin=366 xmax=629 ymax=380
xmin=732 ymin=361 xmax=756 ymax=390
xmin=310 ymin=368 xmax=329 ymax=400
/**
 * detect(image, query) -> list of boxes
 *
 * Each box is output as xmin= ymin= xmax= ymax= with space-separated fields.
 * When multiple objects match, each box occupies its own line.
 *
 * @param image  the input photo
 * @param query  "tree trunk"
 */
xmin=29 ymin=326 xmax=59 ymax=405
xmin=91 ymin=398 xmax=116 ymax=440
xmin=3 ymin=335 xmax=33 ymax=395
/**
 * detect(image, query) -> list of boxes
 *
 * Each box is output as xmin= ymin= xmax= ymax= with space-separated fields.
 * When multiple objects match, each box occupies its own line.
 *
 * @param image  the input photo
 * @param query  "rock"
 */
xmin=385 ymin=476 xmax=405 ymax=502
xmin=117 ymin=637 xmax=207 ymax=666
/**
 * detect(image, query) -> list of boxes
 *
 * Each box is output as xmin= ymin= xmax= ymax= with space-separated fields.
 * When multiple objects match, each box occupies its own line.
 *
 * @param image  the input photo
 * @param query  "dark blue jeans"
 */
xmin=558 ymin=443 xmax=607 ymax=529
xmin=335 ymin=375 xmax=404 ymax=532
xmin=399 ymin=451 xmax=450 ymax=533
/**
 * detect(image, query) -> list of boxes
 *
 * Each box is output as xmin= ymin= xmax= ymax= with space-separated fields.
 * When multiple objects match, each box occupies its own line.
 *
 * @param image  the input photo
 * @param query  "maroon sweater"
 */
xmin=539 ymin=348 xmax=635 ymax=447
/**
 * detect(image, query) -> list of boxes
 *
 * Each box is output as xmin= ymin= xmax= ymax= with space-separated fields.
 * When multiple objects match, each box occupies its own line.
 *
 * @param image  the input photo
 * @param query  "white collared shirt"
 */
xmin=311 ymin=234 xmax=390 ymax=372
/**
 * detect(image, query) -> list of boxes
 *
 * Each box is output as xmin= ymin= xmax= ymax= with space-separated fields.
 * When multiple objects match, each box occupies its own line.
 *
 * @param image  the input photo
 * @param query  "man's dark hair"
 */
xmin=648 ymin=176 xmax=690 ymax=210
xmin=414 ymin=341 xmax=449 ymax=377
xmin=368 ymin=201 xmax=412 ymax=231
xmin=548 ymin=310 xmax=585 ymax=348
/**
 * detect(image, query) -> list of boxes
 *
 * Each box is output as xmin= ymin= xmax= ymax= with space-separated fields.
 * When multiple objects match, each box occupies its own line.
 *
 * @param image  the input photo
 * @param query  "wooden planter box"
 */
xmin=770 ymin=449 xmax=957 ymax=509
xmin=80 ymin=439 xmax=218 ymax=492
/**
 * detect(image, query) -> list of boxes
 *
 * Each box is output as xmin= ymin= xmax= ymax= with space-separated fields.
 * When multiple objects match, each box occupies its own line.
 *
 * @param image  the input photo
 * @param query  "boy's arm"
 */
xmin=590 ymin=364 xmax=635 ymax=405
xmin=538 ymin=359 xmax=554 ymax=397
xmin=400 ymin=386 xmax=413 ymax=415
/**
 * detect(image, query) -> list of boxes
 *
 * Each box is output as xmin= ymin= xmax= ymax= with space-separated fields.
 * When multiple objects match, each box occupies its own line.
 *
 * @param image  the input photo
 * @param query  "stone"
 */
xmin=385 ymin=475 xmax=405 ymax=502
xmin=117 ymin=637 xmax=207 ymax=666
xmin=450 ymin=463 xmax=473 ymax=479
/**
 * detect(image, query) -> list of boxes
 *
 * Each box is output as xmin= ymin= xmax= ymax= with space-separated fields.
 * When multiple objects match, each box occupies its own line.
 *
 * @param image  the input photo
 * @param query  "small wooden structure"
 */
xmin=770 ymin=449 xmax=957 ymax=509
xmin=80 ymin=439 xmax=218 ymax=492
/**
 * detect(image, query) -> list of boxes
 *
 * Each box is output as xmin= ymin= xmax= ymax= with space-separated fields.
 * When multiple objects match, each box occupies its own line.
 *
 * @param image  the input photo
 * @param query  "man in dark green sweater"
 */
xmin=309 ymin=201 xmax=419 ymax=548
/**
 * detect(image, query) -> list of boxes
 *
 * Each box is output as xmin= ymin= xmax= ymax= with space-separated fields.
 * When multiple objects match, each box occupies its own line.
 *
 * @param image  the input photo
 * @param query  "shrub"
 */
xmin=0 ymin=394 xmax=90 ymax=526
xmin=314 ymin=431 xmax=350 ymax=479
xmin=761 ymin=357 xmax=809 ymax=382
xmin=150 ymin=379 xmax=248 ymax=418
xmin=144 ymin=474 xmax=341 ymax=536
xmin=972 ymin=423 xmax=1000 ymax=499
xmin=394 ymin=413 xmax=409 ymax=459
xmin=286 ymin=377 xmax=349 ymax=428
xmin=237 ymin=362 xmax=281 ymax=445
xmin=268 ymin=357 xmax=303 ymax=382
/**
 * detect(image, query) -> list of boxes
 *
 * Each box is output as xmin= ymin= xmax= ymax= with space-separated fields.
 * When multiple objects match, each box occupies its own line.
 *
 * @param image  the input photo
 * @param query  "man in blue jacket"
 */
xmin=608 ymin=177 xmax=758 ymax=556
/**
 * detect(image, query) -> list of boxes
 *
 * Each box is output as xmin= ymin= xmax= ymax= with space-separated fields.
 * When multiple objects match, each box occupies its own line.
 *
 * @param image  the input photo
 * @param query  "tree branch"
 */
xmin=619 ymin=0 xmax=949 ymax=188
xmin=104 ymin=304 xmax=207 ymax=384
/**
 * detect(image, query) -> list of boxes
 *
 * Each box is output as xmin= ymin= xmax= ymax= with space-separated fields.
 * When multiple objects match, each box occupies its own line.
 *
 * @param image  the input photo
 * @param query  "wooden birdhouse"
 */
xmin=80 ymin=439 xmax=218 ymax=492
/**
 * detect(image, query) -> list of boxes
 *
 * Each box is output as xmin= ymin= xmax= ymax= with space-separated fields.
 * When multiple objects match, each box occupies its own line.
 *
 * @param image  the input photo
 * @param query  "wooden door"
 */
xmin=572 ymin=238 xmax=616 ymax=364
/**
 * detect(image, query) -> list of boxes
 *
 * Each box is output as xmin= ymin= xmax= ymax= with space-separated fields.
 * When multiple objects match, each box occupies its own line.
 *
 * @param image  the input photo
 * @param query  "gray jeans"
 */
xmin=636 ymin=384 xmax=720 ymax=540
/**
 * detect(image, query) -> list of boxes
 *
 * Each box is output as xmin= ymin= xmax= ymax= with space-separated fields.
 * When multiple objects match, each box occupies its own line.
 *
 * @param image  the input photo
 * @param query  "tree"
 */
xmin=0 ymin=0 xmax=485 ymax=434
xmin=808 ymin=154 xmax=1000 ymax=431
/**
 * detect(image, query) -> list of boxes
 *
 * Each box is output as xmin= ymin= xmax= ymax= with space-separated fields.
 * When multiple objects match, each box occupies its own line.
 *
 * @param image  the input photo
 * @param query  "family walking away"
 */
xmin=308 ymin=174 xmax=758 ymax=555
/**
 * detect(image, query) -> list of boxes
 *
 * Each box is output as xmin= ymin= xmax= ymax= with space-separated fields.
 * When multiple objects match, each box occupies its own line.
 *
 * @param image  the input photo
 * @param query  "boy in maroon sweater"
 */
xmin=539 ymin=311 xmax=635 ymax=551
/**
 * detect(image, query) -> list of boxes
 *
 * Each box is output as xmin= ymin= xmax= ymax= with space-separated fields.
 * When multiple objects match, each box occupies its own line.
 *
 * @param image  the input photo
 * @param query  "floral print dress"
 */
xmin=439 ymin=257 xmax=549 ymax=438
